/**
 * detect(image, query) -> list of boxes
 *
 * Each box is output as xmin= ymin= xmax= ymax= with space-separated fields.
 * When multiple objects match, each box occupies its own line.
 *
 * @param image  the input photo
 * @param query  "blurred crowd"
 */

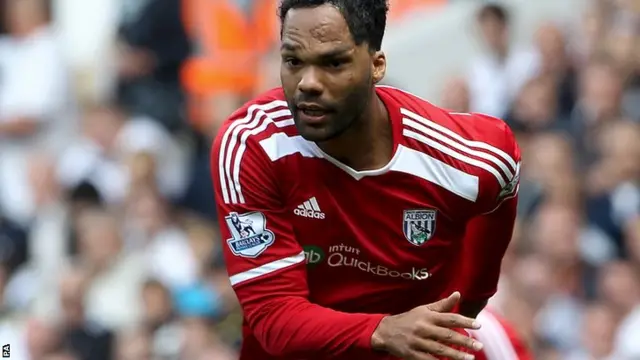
xmin=441 ymin=2 xmax=640 ymax=360
xmin=0 ymin=0 xmax=638 ymax=359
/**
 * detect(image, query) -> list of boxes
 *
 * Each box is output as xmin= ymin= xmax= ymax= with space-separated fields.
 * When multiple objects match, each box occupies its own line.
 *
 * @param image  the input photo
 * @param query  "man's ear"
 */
xmin=372 ymin=51 xmax=386 ymax=84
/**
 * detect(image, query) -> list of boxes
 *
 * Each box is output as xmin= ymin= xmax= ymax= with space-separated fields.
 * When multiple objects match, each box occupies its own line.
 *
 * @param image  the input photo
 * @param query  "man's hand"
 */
xmin=371 ymin=292 xmax=483 ymax=360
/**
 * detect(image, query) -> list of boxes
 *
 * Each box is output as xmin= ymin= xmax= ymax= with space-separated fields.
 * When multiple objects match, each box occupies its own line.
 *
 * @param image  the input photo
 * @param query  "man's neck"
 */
xmin=494 ymin=45 xmax=509 ymax=61
xmin=316 ymin=93 xmax=393 ymax=171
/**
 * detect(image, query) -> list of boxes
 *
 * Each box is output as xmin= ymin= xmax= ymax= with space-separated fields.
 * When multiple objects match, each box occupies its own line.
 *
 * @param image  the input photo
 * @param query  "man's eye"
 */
xmin=284 ymin=58 xmax=302 ymax=67
xmin=327 ymin=60 xmax=345 ymax=69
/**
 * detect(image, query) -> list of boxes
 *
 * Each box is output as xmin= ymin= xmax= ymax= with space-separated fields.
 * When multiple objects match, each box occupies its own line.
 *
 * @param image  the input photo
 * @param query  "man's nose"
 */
xmin=297 ymin=66 xmax=324 ymax=95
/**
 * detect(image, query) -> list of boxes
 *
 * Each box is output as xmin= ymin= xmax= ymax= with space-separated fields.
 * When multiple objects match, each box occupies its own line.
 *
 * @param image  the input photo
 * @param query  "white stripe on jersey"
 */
xmin=256 ymin=132 xmax=481 ymax=201
xmin=376 ymin=84 xmax=517 ymax=171
xmin=231 ymin=109 xmax=292 ymax=204
xmin=403 ymin=117 xmax=513 ymax=182
xmin=218 ymin=101 xmax=293 ymax=204
xmin=390 ymin=145 xmax=480 ymax=201
xmin=403 ymin=129 xmax=507 ymax=188
xmin=259 ymin=133 xmax=322 ymax=161
xmin=229 ymin=251 xmax=306 ymax=286
xmin=470 ymin=311 xmax=519 ymax=360
xmin=219 ymin=101 xmax=287 ymax=203
xmin=400 ymin=108 xmax=516 ymax=171
xmin=401 ymin=108 xmax=517 ymax=171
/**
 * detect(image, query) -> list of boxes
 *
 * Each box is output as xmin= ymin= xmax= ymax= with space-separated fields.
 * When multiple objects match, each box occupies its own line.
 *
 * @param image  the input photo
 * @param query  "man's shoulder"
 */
xmin=379 ymin=85 xmax=517 ymax=156
xmin=223 ymin=87 xmax=290 ymax=129
xmin=446 ymin=111 xmax=517 ymax=150
xmin=213 ymin=87 xmax=297 ymax=159
xmin=438 ymin=112 xmax=520 ymax=206
xmin=380 ymin=86 xmax=520 ymax=205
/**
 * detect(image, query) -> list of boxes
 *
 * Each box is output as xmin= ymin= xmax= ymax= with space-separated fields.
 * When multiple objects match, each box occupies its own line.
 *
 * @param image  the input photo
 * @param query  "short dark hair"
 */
xmin=278 ymin=0 xmax=389 ymax=51
xmin=68 ymin=181 xmax=103 ymax=205
xmin=477 ymin=4 xmax=509 ymax=26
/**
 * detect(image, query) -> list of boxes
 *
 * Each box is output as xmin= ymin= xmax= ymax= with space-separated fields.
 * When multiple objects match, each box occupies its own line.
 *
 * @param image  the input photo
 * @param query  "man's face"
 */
xmin=479 ymin=17 xmax=507 ymax=54
xmin=280 ymin=4 xmax=381 ymax=142
xmin=6 ymin=0 xmax=43 ymax=36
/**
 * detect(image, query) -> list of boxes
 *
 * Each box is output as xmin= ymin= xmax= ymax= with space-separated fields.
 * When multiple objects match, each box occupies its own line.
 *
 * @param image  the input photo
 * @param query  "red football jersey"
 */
xmin=211 ymin=86 xmax=520 ymax=360
xmin=469 ymin=308 xmax=533 ymax=360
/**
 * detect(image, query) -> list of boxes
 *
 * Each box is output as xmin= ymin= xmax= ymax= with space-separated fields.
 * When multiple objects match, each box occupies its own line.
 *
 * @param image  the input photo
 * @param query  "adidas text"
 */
xmin=294 ymin=208 xmax=325 ymax=219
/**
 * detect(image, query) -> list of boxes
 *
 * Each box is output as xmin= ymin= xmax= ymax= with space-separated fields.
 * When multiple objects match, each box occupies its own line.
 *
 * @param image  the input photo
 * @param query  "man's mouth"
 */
xmin=300 ymin=108 xmax=328 ymax=116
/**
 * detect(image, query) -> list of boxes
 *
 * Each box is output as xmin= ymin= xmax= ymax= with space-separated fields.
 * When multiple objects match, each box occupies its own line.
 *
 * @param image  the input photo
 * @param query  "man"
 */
xmin=470 ymin=308 xmax=533 ymax=360
xmin=117 ymin=0 xmax=190 ymax=132
xmin=0 ymin=0 xmax=73 ymax=227
xmin=468 ymin=3 xmax=539 ymax=118
xmin=211 ymin=1 xmax=520 ymax=359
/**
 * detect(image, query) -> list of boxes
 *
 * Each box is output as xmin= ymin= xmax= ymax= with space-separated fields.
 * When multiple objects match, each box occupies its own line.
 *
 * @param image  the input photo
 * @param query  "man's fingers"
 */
xmin=425 ymin=291 xmax=461 ymax=313
xmin=418 ymin=325 xmax=483 ymax=351
xmin=410 ymin=338 xmax=476 ymax=360
xmin=431 ymin=312 xmax=481 ymax=330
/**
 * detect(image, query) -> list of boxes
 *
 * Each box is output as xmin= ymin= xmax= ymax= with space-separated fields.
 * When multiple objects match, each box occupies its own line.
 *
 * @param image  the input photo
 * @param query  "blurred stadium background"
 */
xmin=0 ymin=0 xmax=638 ymax=359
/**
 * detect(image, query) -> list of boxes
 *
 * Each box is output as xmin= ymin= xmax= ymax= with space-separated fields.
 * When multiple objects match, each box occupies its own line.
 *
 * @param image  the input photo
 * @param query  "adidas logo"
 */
xmin=294 ymin=197 xmax=325 ymax=219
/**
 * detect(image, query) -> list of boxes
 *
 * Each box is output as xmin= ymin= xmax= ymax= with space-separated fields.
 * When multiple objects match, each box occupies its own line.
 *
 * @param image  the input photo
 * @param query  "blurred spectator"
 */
xmin=181 ymin=0 xmax=279 ymax=137
xmin=0 ymin=216 xmax=27 ymax=302
xmin=596 ymin=261 xmax=640 ymax=318
xmin=140 ymin=279 xmax=181 ymax=358
xmin=574 ymin=3 xmax=606 ymax=66
xmin=505 ymin=75 xmax=565 ymax=134
xmin=125 ymin=187 xmax=198 ymax=289
xmin=613 ymin=302 xmax=640 ymax=359
xmin=0 ymin=0 xmax=74 ymax=227
xmin=2 ymin=154 xmax=64 ymax=312
xmin=468 ymin=3 xmax=540 ymax=118
xmin=534 ymin=23 xmax=578 ymax=117
xmin=440 ymin=77 xmax=470 ymax=113
xmin=585 ymin=121 xmax=640 ymax=259
xmin=116 ymin=0 xmax=190 ymax=132
xmin=57 ymin=103 xmax=190 ymax=205
xmin=569 ymin=57 xmax=626 ymax=167
xmin=75 ymin=208 xmax=146 ymax=330
xmin=179 ymin=317 xmax=237 ymax=360
xmin=57 ymin=266 xmax=113 ymax=360
xmin=25 ymin=318 xmax=63 ymax=359
xmin=115 ymin=328 xmax=152 ymax=360
xmin=567 ymin=303 xmax=618 ymax=360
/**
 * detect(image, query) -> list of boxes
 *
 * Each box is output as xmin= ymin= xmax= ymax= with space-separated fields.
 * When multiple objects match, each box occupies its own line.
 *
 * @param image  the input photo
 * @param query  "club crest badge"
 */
xmin=403 ymin=209 xmax=437 ymax=246
xmin=498 ymin=162 xmax=521 ymax=202
xmin=225 ymin=211 xmax=275 ymax=258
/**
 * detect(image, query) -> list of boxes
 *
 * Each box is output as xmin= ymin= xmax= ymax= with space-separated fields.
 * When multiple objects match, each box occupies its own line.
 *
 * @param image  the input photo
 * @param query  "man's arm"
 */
xmin=456 ymin=114 xmax=521 ymax=318
xmin=211 ymin=106 xmax=385 ymax=357
xmin=458 ymin=195 xmax=518 ymax=318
